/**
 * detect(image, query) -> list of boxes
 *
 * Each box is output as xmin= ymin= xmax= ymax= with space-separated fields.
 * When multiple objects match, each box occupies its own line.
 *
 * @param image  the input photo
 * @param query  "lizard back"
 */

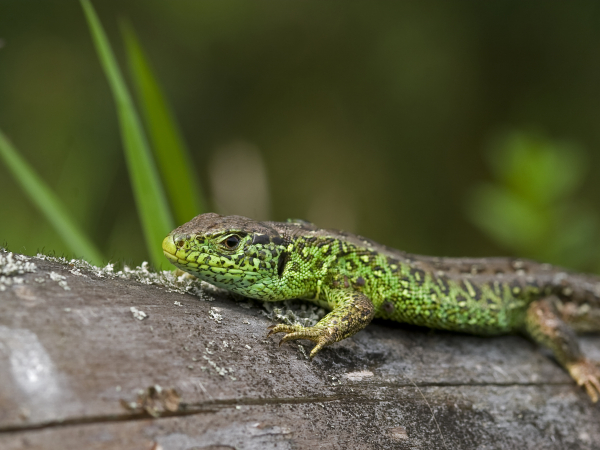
xmin=268 ymin=220 xmax=600 ymax=335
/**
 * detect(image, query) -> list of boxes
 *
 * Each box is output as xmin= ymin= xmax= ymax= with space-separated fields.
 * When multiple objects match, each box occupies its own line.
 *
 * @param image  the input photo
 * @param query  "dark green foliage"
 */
xmin=466 ymin=132 xmax=599 ymax=272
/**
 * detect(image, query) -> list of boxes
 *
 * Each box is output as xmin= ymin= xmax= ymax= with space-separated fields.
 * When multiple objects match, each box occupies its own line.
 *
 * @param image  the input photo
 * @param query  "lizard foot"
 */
xmin=267 ymin=291 xmax=375 ymax=359
xmin=566 ymin=359 xmax=600 ymax=403
xmin=267 ymin=324 xmax=335 ymax=359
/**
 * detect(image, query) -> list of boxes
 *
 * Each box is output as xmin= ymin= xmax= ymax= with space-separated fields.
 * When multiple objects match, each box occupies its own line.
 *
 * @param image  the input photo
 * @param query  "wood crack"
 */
xmin=0 ymin=380 xmax=576 ymax=435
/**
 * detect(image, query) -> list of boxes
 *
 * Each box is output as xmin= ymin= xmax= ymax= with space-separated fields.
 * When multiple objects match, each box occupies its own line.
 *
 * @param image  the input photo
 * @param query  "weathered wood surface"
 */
xmin=0 ymin=252 xmax=599 ymax=450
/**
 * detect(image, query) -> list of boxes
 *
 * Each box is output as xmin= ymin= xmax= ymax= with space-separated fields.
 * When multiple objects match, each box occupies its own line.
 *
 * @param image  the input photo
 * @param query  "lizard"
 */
xmin=162 ymin=212 xmax=600 ymax=402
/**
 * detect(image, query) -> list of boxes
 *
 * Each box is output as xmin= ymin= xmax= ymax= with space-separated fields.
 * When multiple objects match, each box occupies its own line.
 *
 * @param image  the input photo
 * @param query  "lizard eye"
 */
xmin=223 ymin=235 xmax=241 ymax=250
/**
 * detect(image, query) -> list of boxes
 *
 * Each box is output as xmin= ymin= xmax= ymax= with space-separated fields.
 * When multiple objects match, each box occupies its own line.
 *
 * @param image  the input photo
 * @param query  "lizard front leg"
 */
xmin=267 ymin=289 xmax=375 ymax=359
xmin=524 ymin=296 xmax=600 ymax=402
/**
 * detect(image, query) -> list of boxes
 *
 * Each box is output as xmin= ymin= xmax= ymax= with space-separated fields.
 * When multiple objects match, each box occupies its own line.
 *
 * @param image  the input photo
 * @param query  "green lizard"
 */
xmin=162 ymin=213 xmax=600 ymax=402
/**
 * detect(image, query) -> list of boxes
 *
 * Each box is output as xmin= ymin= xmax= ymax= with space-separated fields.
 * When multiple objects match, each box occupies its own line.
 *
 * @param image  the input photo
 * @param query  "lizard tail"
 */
xmin=557 ymin=274 xmax=600 ymax=333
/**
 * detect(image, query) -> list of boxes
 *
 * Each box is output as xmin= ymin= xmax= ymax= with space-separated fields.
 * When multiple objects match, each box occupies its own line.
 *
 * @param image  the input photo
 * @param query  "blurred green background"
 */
xmin=2 ymin=1 xmax=600 ymax=271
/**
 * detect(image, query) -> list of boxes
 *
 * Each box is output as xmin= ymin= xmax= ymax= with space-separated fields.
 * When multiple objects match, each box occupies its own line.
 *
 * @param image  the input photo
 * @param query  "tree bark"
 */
xmin=0 ymin=251 xmax=599 ymax=450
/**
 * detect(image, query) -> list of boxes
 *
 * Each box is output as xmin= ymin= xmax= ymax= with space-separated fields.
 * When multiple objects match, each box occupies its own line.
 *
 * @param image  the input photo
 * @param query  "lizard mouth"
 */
xmin=162 ymin=235 xmax=254 ymax=275
xmin=163 ymin=250 xmax=179 ymax=264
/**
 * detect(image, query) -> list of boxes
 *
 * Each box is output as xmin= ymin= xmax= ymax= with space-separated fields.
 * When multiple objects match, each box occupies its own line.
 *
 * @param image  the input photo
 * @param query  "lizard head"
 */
xmin=162 ymin=213 xmax=289 ymax=299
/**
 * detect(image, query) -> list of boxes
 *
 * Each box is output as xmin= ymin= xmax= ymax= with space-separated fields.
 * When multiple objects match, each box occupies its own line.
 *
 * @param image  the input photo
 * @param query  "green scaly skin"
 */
xmin=162 ymin=213 xmax=600 ymax=402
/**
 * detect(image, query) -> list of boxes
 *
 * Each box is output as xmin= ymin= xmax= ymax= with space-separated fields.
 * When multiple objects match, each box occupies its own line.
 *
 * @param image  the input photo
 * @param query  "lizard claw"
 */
xmin=266 ymin=324 xmax=334 ymax=357
xmin=266 ymin=323 xmax=297 ymax=338
xmin=567 ymin=359 xmax=600 ymax=403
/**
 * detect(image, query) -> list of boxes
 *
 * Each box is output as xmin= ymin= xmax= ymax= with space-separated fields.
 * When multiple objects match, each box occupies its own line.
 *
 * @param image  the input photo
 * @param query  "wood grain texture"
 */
xmin=0 ymin=254 xmax=599 ymax=450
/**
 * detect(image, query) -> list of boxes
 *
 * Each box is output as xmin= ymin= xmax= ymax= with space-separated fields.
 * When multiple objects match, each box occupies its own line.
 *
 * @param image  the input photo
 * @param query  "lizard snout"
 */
xmin=162 ymin=234 xmax=185 ymax=261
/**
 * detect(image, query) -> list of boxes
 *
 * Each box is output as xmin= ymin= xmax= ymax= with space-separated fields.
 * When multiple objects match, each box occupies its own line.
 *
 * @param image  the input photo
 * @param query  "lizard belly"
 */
xmin=374 ymin=296 xmax=522 ymax=335
xmin=366 ymin=275 xmax=530 ymax=335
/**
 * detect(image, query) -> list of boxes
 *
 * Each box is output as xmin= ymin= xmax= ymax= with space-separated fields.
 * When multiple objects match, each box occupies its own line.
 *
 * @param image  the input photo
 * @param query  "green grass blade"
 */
xmin=80 ymin=0 xmax=174 ymax=268
xmin=0 ymin=129 xmax=104 ymax=265
xmin=121 ymin=21 xmax=206 ymax=224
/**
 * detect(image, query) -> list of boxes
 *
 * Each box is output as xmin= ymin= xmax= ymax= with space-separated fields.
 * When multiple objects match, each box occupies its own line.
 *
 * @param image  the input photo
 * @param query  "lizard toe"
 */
xmin=586 ymin=375 xmax=600 ymax=403
xmin=266 ymin=324 xmax=298 ymax=337
xmin=268 ymin=324 xmax=336 ymax=357
xmin=309 ymin=338 xmax=333 ymax=359
xmin=583 ymin=381 xmax=599 ymax=403
xmin=278 ymin=331 xmax=317 ymax=346
xmin=568 ymin=359 xmax=600 ymax=403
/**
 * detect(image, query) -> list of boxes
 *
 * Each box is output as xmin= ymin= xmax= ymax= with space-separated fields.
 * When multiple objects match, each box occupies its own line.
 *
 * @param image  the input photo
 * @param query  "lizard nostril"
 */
xmin=175 ymin=237 xmax=186 ymax=248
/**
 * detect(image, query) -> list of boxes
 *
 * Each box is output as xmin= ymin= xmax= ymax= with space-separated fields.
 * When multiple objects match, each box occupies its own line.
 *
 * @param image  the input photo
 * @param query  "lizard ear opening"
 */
xmin=251 ymin=234 xmax=271 ymax=245
xmin=277 ymin=251 xmax=289 ymax=277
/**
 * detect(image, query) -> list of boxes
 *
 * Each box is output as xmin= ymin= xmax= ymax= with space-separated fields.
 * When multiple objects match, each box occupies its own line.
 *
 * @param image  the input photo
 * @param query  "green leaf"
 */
xmin=0 ymin=129 xmax=104 ymax=265
xmin=121 ymin=20 xmax=205 ymax=224
xmin=487 ymin=132 xmax=586 ymax=206
xmin=80 ymin=0 xmax=174 ymax=268
xmin=465 ymin=183 xmax=547 ymax=253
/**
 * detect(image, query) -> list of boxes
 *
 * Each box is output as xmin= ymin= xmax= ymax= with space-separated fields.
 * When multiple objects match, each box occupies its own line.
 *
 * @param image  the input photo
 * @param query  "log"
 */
xmin=0 ymin=249 xmax=599 ymax=450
